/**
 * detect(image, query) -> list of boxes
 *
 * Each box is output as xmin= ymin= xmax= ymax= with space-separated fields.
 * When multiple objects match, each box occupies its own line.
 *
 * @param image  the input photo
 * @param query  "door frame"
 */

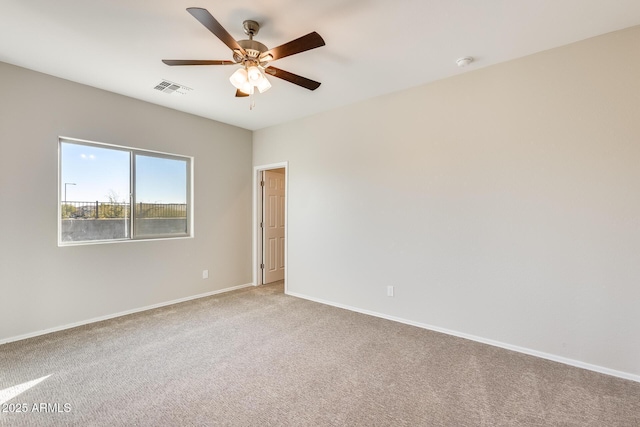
xmin=253 ymin=162 xmax=288 ymax=291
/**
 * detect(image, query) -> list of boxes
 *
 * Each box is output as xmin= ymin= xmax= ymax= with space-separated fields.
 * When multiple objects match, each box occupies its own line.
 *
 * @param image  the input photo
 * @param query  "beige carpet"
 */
xmin=1 ymin=282 xmax=639 ymax=426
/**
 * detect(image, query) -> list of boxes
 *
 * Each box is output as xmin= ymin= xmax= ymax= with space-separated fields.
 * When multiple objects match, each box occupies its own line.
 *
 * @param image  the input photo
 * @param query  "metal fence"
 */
xmin=61 ymin=201 xmax=187 ymax=219
xmin=136 ymin=202 xmax=187 ymax=218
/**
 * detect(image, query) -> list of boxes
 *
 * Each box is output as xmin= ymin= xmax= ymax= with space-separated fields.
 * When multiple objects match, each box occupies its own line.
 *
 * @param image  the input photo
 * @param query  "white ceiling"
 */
xmin=2 ymin=1 xmax=640 ymax=131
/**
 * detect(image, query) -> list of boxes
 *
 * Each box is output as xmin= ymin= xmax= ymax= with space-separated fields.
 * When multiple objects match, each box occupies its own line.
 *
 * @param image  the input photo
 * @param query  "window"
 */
xmin=59 ymin=137 xmax=192 ymax=245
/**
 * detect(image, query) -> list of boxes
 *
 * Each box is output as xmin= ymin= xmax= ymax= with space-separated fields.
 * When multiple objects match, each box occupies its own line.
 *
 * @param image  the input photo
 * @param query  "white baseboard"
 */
xmin=0 ymin=283 xmax=255 ymax=346
xmin=286 ymin=291 xmax=640 ymax=384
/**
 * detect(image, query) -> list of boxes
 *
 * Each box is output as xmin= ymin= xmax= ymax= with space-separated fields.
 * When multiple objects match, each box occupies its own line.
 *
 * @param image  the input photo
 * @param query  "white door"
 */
xmin=262 ymin=169 xmax=285 ymax=284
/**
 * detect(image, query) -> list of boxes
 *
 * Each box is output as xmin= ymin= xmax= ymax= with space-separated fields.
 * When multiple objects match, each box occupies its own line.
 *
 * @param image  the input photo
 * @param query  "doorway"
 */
xmin=253 ymin=162 xmax=288 ymax=291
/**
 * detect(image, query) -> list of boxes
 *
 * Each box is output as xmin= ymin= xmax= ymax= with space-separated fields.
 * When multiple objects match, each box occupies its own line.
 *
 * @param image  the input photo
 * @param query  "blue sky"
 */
xmin=61 ymin=142 xmax=187 ymax=204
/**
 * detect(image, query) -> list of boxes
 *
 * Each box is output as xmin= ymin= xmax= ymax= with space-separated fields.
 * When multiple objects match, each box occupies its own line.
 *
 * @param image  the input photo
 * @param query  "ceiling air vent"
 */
xmin=153 ymin=79 xmax=192 ymax=95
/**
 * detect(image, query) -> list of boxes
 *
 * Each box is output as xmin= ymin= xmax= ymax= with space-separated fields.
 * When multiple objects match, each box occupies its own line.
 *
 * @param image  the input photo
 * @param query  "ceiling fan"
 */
xmin=162 ymin=7 xmax=325 ymax=100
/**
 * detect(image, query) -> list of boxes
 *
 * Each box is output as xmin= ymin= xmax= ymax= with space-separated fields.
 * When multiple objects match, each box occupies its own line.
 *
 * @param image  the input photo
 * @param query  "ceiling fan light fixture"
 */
xmin=247 ymin=65 xmax=262 ymax=82
xmin=229 ymin=68 xmax=249 ymax=89
xmin=230 ymin=64 xmax=271 ymax=95
xmin=256 ymin=76 xmax=272 ymax=93
xmin=240 ymin=81 xmax=254 ymax=95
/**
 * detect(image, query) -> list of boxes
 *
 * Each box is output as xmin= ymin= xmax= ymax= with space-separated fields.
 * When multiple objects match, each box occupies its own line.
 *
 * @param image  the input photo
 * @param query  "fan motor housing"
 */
xmin=238 ymin=39 xmax=268 ymax=55
xmin=234 ymin=39 xmax=268 ymax=63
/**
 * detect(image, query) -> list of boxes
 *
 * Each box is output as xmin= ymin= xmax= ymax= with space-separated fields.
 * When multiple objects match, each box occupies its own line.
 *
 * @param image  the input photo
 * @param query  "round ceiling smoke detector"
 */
xmin=456 ymin=57 xmax=474 ymax=67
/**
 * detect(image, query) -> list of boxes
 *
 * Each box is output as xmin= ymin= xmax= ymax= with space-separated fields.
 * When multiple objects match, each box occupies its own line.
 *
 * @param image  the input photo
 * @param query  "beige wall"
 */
xmin=0 ymin=62 xmax=253 ymax=341
xmin=254 ymin=26 xmax=640 ymax=378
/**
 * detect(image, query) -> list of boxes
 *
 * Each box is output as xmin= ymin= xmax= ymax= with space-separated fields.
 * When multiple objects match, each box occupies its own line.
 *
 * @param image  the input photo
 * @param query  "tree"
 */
xmin=61 ymin=204 xmax=77 ymax=219
xmin=99 ymin=190 xmax=128 ymax=218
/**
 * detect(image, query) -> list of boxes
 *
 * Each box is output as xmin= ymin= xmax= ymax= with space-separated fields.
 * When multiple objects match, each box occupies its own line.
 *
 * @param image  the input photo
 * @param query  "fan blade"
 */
xmin=162 ymin=60 xmax=235 ymax=66
xmin=260 ymin=32 xmax=325 ymax=61
xmin=264 ymin=67 xmax=321 ymax=91
xmin=187 ymin=7 xmax=246 ymax=54
xmin=235 ymin=89 xmax=250 ymax=97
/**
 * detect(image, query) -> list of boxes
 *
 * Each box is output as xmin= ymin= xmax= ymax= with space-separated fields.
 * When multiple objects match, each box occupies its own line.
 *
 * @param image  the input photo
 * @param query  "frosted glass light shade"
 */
xmin=240 ymin=82 xmax=254 ymax=95
xmin=256 ymin=76 xmax=272 ymax=93
xmin=230 ymin=68 xmax=248 ymax=89
xmin=247 ymin=66 xmax=262 ymax=82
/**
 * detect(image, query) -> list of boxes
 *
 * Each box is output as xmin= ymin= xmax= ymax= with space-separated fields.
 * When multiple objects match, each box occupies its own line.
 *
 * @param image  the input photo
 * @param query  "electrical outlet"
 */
xmin=387 ymin=286 xmax=394 ymax=297
xmin=202 ymin=270 xmax=209 ymax=279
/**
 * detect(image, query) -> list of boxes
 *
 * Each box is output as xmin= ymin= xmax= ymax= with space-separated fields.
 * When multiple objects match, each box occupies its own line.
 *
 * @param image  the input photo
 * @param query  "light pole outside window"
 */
xmin=64 ymin=182 xmax=76 ymax=203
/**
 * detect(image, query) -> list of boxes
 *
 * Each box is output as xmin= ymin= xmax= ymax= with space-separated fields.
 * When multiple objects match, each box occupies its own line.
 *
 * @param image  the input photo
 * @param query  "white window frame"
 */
xmin=58 ymin=136 xmax=194 ymax=246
